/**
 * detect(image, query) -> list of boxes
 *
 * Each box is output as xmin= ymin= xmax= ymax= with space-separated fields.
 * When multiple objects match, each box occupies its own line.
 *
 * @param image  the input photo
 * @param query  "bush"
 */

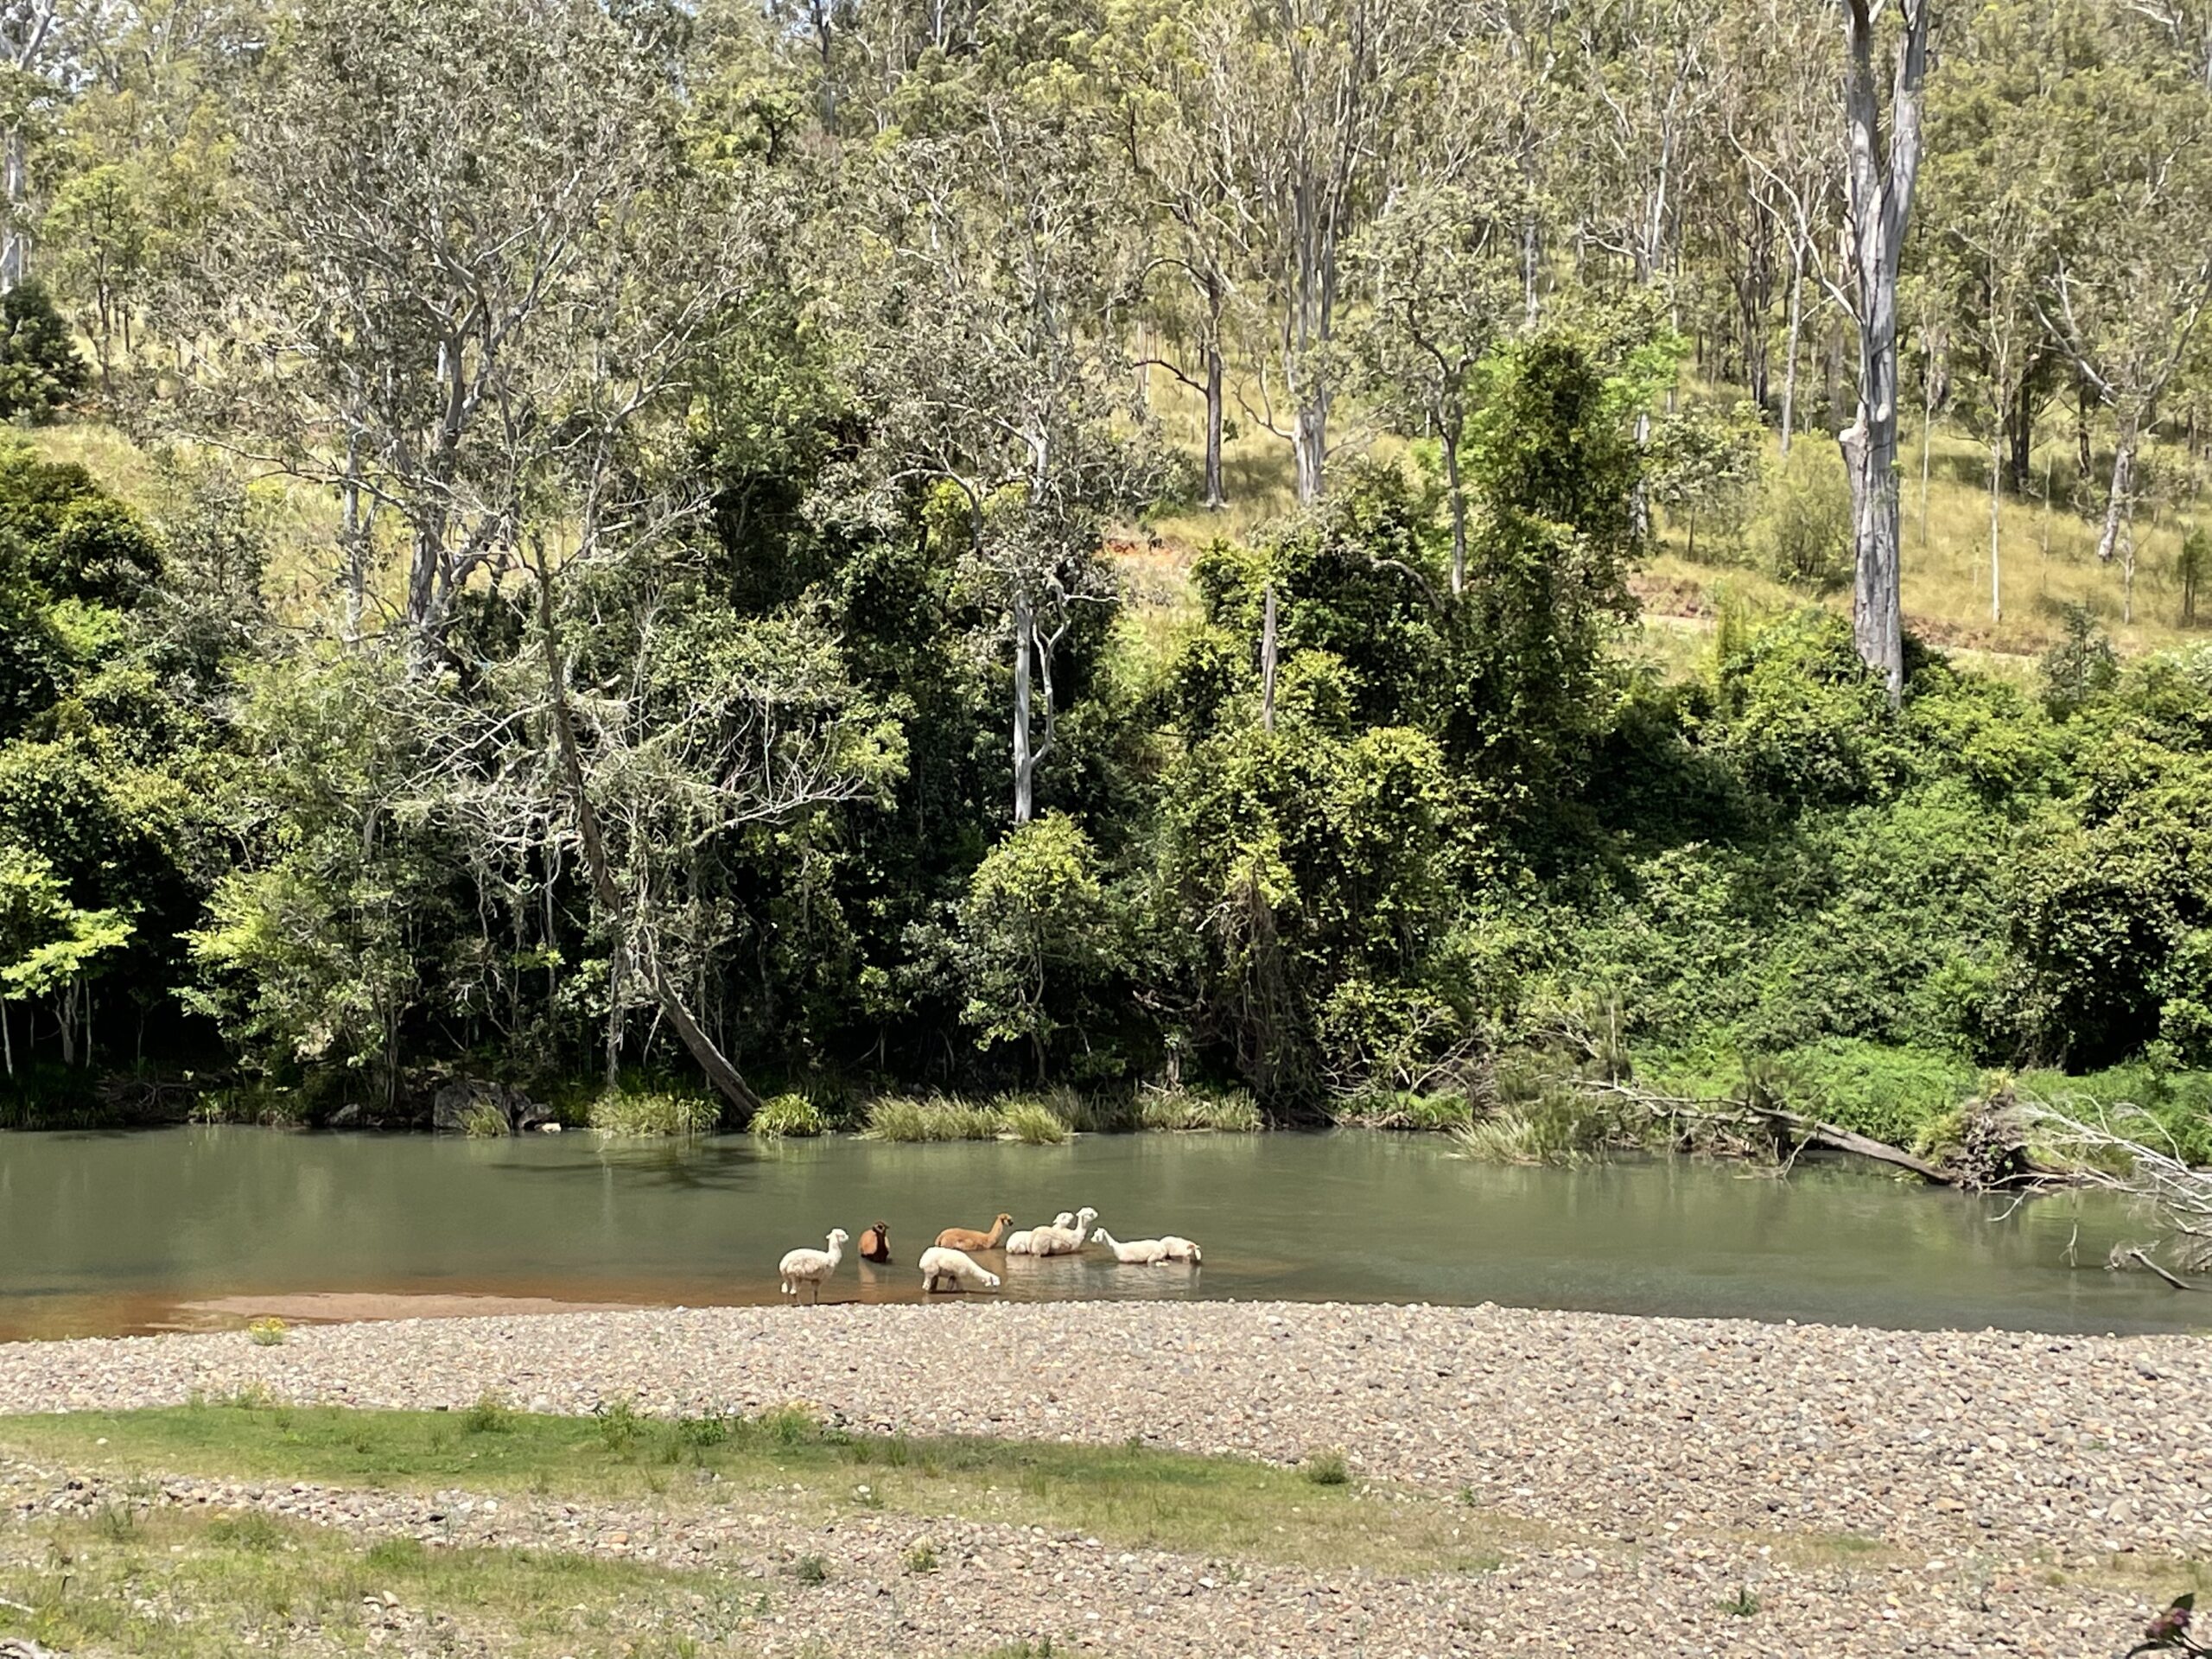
xmin=1135 ymin=1086 xmax=1262 ymax=1132
xmin=1751 ymin=444 xmax=1851 ymax=590
xmin=751 ymin=1092 xmax=826 ymax=1138
xmin=245 ymin=1316 xmax=287 ymax=1346
xmin=0 ymin=283 xmax=88 ymax=420
xmin=861 ymin=1094 xmax=1003 ymax=1141
xmin=462 ymin=1392 xmax=514 ymax=1434
xmin=1765 ymin=1040 xmax=1974 ymax=1151
xmin=588 ymin=1089 xmax=721 ymax=1136
xmin=790 ymin=1553 xmax=830 ymax=1585
xmin=458 ymin=1099 xmax=509 ymax=1138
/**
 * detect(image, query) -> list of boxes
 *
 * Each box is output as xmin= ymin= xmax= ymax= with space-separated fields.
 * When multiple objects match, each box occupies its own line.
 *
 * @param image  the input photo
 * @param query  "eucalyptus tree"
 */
xmin=2031 ymin=25 xmax=2212 ymax=620
xmin=1341 ymin=182 xmax=1520 ymax=594
xmin=1838 ymin=0 xmax=1931 ymax=707
xmin=1109 ymin=0 xmax=1248 ymax=512
xmin=1718 ymin=0 xmax=1841 ymax=452
xmin=836 ymin=100 xmax=1163 ymax=825
xmin=0 ymin=0 xmax=79 ymax=289
xmin=169 ymin=0 xmax=695 ymax=650
xmin=1189 ymin=0 xmax=1447 ymax=504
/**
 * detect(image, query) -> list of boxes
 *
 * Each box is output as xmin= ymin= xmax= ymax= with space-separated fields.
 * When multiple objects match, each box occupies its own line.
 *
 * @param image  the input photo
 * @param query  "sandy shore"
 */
xmin=3 ymin=1300 xmax=2208 ymax=1655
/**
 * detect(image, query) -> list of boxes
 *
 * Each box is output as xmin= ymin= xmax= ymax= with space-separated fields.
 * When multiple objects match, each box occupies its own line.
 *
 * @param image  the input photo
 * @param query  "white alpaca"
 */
xmin=1091 ymin=1227 xmax=1171 ymax=1265
xmin=918 ymin=1246 xmax=1001 ymax=1294
xmin=778 ymin=1229 xmax=849 ymax=1303
xmin=1029 ymin=1206 xmax=1097 ymax=1257
xmin=1157 ymin=1234 xmax=1203 ymax=1264
xmin=1007 ymin=1211 xmax=1078 ymax=1256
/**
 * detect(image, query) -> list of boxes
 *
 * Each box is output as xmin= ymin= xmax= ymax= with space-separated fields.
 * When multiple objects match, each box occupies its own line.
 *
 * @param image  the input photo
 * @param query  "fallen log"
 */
xmin=1756 ymin=1108 xmax=1957 ymax=1185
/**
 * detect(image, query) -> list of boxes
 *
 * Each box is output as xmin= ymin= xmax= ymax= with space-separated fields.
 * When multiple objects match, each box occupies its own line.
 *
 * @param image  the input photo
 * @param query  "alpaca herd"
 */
xmin=773 ymin=1205 xmax=1202 ymax=1302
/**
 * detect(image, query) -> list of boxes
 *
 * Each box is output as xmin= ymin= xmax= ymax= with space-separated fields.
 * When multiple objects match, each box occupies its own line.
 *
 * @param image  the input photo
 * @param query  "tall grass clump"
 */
xmin=751 ymin=1092 xmax=827 ymax=1138
xmin=1136 ymin=1085 xmax=1262 ymax=1132
xmin=588 ymin=1088 xmax=721 ymax=1136
xmin=1342 ymin=1090 xmax=1474 ymax=1131
xmin=998 ymin=1098 xmax=1071 ymax=1144
xmin=861 ymin=1094 xmax=1003 ymax=1142
xmin=1452 ymin=1090 xmax=1624 ymax=1165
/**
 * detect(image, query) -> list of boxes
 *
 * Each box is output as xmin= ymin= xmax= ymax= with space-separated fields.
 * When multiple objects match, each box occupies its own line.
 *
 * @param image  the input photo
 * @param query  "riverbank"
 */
xmin=2 ymin=1300 xmax=2208 ymax=1658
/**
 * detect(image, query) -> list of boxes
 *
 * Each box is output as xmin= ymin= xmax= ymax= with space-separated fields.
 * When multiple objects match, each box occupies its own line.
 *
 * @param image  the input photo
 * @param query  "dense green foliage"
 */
xmin=0 ymin=0 xmax=2207 ymax=1141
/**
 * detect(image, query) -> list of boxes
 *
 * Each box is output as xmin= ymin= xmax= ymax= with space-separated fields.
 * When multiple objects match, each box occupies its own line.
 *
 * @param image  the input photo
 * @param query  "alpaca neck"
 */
xmin=983 ymin=1218 xmax=1007 ymax=1249
xmin=824 ymin=1238 xmax=842 ymax=1268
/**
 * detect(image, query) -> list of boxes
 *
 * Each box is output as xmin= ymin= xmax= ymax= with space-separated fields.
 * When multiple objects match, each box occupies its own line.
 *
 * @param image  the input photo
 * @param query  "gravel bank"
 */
xmin=3 ymin=1300 xmax=2207 ymax=1655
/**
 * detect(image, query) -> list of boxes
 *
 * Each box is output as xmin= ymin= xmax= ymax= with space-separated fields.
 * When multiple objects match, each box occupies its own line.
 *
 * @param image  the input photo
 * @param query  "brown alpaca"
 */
xmin=933 ymin=1211 xmax=1014 ymax=1253
xmin=859 ymin=1222 xmax=891 ymax=1264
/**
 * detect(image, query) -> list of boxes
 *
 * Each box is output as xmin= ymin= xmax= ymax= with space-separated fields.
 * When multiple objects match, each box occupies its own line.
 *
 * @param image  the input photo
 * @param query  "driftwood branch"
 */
xmin=2116 ymin=1248 xmax=2206 ymax=1292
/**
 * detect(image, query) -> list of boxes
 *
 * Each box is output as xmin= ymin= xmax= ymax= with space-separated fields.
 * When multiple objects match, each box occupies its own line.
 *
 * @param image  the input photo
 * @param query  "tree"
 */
xmin=840 ymin=105 xmax=1162 ymax=825
xmin=1343 ymin=183 xmax=1519 ymax=594
xmin=0 ymin=278 xmax=84 ymax=416
xmin=2032 ymin=34 xmax=2212 ymax=624
xmin=172 ymin=0 xmax=696 ymax=650
xmin=1838 ymin=0 xmax=1931 ymax=707
xmin=1192 ymin=0 xmax=1445 ymax=503
xmin=1649 ymin=397 xmax=1764 ymax=563
xmin=0 ymin=840 xmax=130 ymax=1075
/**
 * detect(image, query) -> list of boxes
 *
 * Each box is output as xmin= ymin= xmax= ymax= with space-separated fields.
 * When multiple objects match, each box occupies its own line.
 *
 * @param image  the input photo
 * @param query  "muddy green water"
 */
xmin=0 ymin=1127 xmax=2196 ymax=1340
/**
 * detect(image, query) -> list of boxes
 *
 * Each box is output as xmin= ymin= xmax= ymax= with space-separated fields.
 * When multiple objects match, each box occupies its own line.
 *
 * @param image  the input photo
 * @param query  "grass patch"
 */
xmin=0 ymin=1403 xmax=1515 ymax=1575
xmin=749 ymin=1091 xmax=827 ymax=1138
xmin=0 ymin=1504 xmax=745 ymax=1659
xmin=587 ymin=1087 xmax=721 ymax=1136
xmin=1135 ymin=1085 xmax=1262 ymax=1133
xmin=861 ymin=1094 xmax=1005 ymax=1141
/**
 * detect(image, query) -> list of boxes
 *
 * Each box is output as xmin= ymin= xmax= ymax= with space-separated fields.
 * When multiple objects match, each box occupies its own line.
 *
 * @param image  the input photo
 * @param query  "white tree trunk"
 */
xmin=1989 ymin=433 xmax=2004 ymax=623
xmin=1780 ymin=246 xmax=1806 ymax=459
xmin=2097 ymin=425 xmax=2137 ymax=565
xmin=1840 ymin=0 xmax=1929 ymax=709
xmin=1260 ymin=582 xmax=1278 ymax=732
xmin=1012 ymin=585 xmax=1036 ymax=824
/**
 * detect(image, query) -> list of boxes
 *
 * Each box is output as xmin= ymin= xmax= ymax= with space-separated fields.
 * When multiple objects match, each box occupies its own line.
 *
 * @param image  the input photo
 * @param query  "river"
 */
xmin=0 ymin=1126 xmax=2196 ymax=1339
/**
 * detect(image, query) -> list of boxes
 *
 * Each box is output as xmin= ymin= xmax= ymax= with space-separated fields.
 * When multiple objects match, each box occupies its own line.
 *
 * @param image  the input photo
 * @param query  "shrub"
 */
xmin=1302 ymin=1448 xmax=1350 ymax=1486
xmin=462 ymin=1392 xmax=514 ymax=1434
xmin=790 ymin=1553 xmax=830 ymax=1585
xmin=458 ymin=1099 xmax=509 ymax=1138
xmin=588 ymin=1089 xmax=721 ymax=1136
xmin=1136 ymin=1086 xmax=1262 ymax=1133
xmin=861 ymin=1094 xmax=1002 ymax=1141
xmin=1751 ymin=443 xmax=1851 ymax=591
xmin=245 ymin=1316 xmax=287 ymax=1347
xmin=751 ymin=1092 xmax=826 ymax=1138
xmin=1769 ymin=1039 xmax=1974 ymax=1151
xmin=903 ymin=1541 xmax=941 ymax=1574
